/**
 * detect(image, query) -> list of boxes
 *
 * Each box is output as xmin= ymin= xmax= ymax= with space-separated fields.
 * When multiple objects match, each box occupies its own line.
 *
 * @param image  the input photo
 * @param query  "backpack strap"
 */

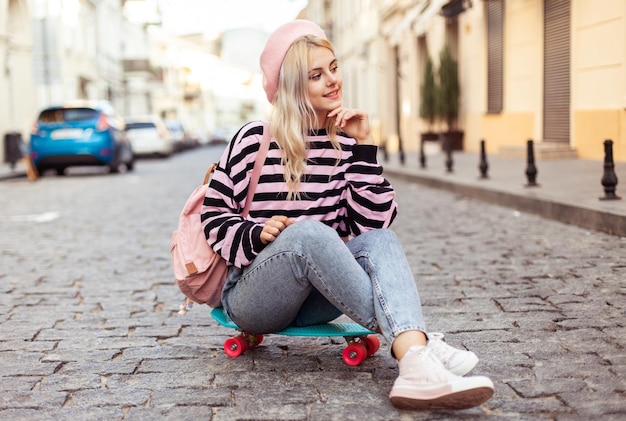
xmin=242 ymin=121 xmax=270 ymax=217
xmin=202 ymin=163 xmax=218 ymax=185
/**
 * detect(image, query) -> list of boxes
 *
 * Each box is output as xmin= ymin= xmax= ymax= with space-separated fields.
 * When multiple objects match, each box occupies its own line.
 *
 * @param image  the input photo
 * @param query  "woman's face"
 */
xmin=307 ymin=46 xmax=342 ymax=123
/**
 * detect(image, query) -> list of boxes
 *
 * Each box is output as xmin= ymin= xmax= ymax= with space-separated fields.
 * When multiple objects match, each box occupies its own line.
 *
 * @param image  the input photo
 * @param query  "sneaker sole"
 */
xmin=390 ymin=386 xmax=494 ymax=410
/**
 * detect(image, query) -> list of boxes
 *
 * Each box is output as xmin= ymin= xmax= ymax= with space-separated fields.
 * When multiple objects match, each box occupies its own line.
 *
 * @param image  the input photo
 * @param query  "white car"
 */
xmin=124 ymin=116 xmax=174 ymax=157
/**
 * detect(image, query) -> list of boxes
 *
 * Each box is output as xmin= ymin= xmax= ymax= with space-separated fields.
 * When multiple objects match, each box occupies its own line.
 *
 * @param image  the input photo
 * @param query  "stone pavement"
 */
xmin=1 ymin=147 xmax=625 ymax=420
xmin=3 ymin=147 xmax=626 ymax=236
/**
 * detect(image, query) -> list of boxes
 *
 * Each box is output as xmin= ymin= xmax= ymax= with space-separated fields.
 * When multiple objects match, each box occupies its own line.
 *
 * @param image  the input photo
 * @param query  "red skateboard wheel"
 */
xmin=224 ymin=335 xmax=248 ymax=358
xmin=342 ymin=342 xmax=367 ymax=366
xmin=364 ymin=335 xmax=380 ymax=356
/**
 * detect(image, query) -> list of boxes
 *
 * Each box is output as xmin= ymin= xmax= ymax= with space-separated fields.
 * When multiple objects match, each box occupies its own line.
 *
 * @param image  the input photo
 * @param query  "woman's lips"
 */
xmin=325 ymin=89 xmax=340 ymax=99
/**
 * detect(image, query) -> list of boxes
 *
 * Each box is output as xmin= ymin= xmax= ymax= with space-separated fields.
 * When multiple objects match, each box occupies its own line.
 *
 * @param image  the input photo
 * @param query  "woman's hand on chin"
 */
xmin=327 ymin=106 xmax=373 ymax=145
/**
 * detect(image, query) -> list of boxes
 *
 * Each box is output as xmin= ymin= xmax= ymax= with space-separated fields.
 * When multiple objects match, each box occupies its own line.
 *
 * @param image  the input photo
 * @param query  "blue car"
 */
xmin=29 ymin=101 xmax=135 ymax=176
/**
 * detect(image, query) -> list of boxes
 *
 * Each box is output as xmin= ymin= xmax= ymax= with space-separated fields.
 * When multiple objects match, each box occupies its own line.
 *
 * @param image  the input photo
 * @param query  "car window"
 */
xmin=166 ymin=122 xmax=183 ymax=130
xmin=38 ymin=108 xmax=99 ymax=123
xmin=126 ymin=122 xmax=157 ymax=130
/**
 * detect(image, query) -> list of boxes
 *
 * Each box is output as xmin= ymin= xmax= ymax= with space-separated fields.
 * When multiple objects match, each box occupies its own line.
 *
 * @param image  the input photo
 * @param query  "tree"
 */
xmin=419 ymin=56 xmax=437 ymax=132
xmin=437 ymin=44 xmax=460 ymax=132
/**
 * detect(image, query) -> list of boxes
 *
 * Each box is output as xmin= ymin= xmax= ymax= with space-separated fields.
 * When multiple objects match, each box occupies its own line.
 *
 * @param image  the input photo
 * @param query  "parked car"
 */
xmin=188 ymin=129 xmax=209 ymax=146
xmin=29 ymin=101 xmax=134 ymax=175
xmin=165 ymin=120 xmax=195 ymax=152
xmin=209 ymin=126 xmax=237 ymax=145
xmin=124 ymin=115 xmax=174 ymax=157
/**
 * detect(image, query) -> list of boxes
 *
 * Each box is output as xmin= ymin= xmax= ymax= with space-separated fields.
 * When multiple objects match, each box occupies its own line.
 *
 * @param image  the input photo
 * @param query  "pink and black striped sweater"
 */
xmin=201 ymin=120 xmax=398 ymax=269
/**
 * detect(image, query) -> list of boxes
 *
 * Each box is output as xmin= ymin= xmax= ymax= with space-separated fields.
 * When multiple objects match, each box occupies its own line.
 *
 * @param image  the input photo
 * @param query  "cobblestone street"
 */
xmin=1 ymin=146 xmax=625 ymax=420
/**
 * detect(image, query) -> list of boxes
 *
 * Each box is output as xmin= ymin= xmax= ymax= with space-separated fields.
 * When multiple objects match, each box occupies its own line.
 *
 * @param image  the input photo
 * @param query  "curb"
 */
xmin=0 ymin=170 xmax=27 ymax=181
xmin=384 ymin=166 xmax=626 ymax=238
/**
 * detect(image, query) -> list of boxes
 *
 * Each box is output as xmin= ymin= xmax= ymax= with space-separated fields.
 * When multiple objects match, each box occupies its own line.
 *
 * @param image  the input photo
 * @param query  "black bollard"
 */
xmin=599 ymin=139 xmax=621 ymax=200
xmin=525 ymin=139 xmax=539 ymax=187
xmin=479 ymin=139 xmax=489 ymax=179
xmin=419 ymin=139 xmax=426 ymax=168
xmin=382 ymin=140 xmax=389 ymax=162
xmin=444 ymin=134 xmax=453 ymax=173
xmin=4 ymin=132 xmax=24 ymax=170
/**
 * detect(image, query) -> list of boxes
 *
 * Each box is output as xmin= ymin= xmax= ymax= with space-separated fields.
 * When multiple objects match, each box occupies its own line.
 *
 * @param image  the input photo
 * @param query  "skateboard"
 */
xmin=210 ymin=307 xmax=381 ymax=366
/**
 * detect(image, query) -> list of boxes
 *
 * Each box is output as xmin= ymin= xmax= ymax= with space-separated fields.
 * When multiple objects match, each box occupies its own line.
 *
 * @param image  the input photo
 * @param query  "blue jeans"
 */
xmin=221 ymin=220 xmax=426 ymax=345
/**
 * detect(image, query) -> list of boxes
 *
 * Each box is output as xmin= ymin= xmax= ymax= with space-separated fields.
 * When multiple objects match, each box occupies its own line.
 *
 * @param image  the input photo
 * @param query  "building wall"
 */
xmin=572 ymin=0 xmax=625 ymax=160
xmin=95 ymin=0 xmax=125 ymax=112
xmin=0 ymin=0 xmax=8 ymax=148
xmin=478 ymin=0 xmax=543 ymax=153
xmin=0 ymin=0 xmax=36 ymax=163
xmin=459 ymin=0 xmax=626 ymax=161
xmin=459 ymin=1 xmax=487 ymax=151
xmin=321 ymin=0 xmax=626 ymax=162
xmin=29 ymin=0 xmax=99 ymax=106
xmin=332 ymin=0 xmax=388 ymax=145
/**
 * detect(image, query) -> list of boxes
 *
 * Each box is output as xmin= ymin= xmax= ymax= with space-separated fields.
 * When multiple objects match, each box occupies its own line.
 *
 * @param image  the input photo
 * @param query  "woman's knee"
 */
xmin=372 ymin=228 xmax=398 ymax=241
xmin=274 ymin=220 xmax=342 ymax=253
xmin=360 ymin=228 xmax=400 ymax=246
xmin=348 ymin=228 xmax=404 ymax=258
xmin=283 ymin=220 xmax=336 ymax=240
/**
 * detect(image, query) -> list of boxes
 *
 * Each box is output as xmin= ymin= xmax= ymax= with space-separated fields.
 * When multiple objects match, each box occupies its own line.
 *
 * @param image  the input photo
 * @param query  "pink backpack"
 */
xmin=171 ymin=121 xmax=270 ymax=312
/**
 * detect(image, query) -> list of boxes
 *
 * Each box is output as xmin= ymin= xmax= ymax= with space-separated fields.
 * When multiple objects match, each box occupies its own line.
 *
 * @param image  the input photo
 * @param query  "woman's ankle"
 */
xmin=392 ymin=330 xmax=428 ymax=360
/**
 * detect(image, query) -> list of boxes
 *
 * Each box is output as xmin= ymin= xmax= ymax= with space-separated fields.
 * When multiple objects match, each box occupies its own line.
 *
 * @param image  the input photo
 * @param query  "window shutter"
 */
xmin=543 ymin=0 xmax=571 ymax=143
xmin=487 ymin=0 xmax=504 ymax=114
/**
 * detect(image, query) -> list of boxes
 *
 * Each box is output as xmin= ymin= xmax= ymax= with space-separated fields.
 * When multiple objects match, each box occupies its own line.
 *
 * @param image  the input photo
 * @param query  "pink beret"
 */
xmin=260 ymin=20 xmax=326 ymax=103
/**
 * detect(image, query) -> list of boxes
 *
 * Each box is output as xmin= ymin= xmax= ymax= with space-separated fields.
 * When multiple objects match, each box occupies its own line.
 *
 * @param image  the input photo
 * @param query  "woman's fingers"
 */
xmin=328 ymin=107 xmax=355 ymax=128
xmin=328 ymin=107 xmax=371 ymax=144
xmin=260 ymin=215 xmax=295 ymax=244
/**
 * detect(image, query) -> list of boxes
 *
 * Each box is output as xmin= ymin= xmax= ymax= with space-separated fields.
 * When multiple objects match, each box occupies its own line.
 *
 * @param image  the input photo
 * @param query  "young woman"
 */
xmin=201 ymin=20 xmax=494 ymax=410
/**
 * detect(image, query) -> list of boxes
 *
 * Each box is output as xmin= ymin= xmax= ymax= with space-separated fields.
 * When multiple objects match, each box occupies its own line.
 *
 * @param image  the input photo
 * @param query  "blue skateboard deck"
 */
xmin=211 ymin=307 xmax=375 ymax=337
xmin=210 ymin=307 xmax=380 ymax=365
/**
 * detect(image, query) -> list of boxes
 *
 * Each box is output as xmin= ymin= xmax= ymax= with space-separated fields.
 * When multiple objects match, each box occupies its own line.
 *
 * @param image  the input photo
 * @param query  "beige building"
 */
xmin=0 ymin=0 xmax=121 ymax=163
xmin=305 ymin=0 xmax=626 ymax=162
xmin=0 ymin=0 xmax=36 ymax=144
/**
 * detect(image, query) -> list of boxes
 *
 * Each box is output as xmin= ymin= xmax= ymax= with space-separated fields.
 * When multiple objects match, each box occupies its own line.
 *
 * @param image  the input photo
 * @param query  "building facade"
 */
xmin=306 ymin=0 xmax=626 ymax=162
xmin=1 ymin=0 xmax=36 ymax=146
xmin=3 ymin=0 xmax=624 ymax=164
xmin=0 ymin=0 xmax=263 ymax=164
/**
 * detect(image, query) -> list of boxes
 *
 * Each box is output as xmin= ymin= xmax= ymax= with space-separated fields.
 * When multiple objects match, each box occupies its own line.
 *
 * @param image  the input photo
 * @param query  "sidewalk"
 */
xmin=380 ymin=149 xmax=626 ymax=237
xmin=0 ymin=159 xmax=29 ymax=181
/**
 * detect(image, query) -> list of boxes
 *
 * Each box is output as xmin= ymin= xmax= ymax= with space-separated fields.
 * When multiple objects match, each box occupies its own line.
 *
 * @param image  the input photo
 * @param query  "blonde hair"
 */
xmin=271 ymin=35 xmax=341 ymax=200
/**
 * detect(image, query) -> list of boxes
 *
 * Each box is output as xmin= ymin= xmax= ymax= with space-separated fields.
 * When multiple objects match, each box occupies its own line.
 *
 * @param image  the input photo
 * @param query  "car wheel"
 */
xmin=55 ymin=167 xmax=67 ymax=176
xmin=110 ymin=148 xmax=124 ymax=173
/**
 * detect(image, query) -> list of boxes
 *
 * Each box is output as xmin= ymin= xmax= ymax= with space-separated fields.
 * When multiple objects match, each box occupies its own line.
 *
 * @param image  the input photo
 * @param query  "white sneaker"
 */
xmin=389 ymin=346 xmax=494 ymax=410
xmin=428 ymin=332 xmax=479 ymax=376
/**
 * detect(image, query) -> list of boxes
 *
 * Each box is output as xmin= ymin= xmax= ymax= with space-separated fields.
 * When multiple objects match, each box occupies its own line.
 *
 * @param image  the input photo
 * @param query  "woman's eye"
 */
xmin=310 ymin=73 xmax=321 ymax=80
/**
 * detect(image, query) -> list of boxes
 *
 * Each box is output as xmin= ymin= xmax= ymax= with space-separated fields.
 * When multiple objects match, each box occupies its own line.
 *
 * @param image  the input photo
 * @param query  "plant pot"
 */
xmin=439 ymin=131 xmax=464 ymax=151
xmin=420 ymin=132 xmax=439 ymax=143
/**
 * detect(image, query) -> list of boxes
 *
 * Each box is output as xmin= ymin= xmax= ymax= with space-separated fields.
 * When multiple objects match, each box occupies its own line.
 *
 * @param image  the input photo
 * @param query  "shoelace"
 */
xmin=406 ymin=347 xmax=455 ymax=382
xmin=428 ymin=334 xmax=458 ymax=366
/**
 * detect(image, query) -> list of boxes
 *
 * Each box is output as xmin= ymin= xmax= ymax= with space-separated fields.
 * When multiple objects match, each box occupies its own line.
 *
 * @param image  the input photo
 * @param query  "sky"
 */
xmin=126 ymin=0 xmax=309 ymax=39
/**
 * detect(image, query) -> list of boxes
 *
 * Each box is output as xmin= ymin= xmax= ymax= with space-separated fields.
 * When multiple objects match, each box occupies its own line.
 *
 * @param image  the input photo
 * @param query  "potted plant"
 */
xmin=437 ymin=44 xmax=463 ymax=151
xmin=419 ymin=56 xmax=438 ymax=143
